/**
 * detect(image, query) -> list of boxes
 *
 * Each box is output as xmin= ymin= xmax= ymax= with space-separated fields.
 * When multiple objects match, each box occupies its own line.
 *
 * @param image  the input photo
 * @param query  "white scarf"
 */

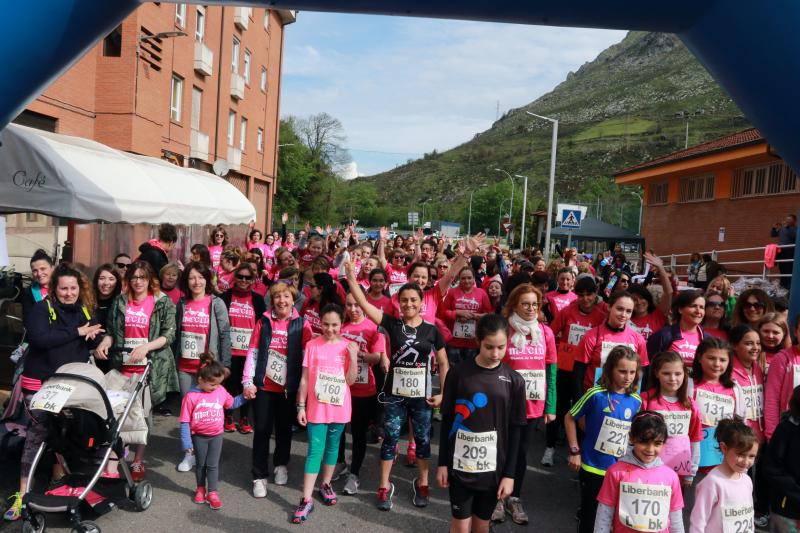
xmin=509 ymin=312 xmax=542 ymax=350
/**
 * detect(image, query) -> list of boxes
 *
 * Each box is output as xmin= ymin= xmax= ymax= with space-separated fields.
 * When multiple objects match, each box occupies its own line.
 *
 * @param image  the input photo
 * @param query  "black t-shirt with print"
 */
xmin=440 ymin=357 xmax=527 ymax=489
xmin=380 ymin=314 xmax=445 ymax=398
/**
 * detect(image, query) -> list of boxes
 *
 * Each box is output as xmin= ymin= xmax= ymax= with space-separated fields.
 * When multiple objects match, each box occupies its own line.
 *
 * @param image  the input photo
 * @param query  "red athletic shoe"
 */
xmin=194 ymin=486 xmax=206 ymax=504
xmin=238 ymin=417 xmax=253 ymax=434
xmin=206 ymin=491 xmax=222 ymax=510
xmin=130 ymin=462 xmax=145 ymax=482
xmin=224 ymin=416 xmax=237 ymax=433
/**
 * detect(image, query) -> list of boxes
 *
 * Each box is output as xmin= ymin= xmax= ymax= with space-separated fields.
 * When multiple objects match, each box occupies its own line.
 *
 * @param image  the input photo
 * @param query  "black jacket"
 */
xmin=23 ymin=299 xmax=103 ymax=383
xmin=764 ymin=414 xmax=800 ymax=519
xmin=137 ymin=241 xmax=169 ymax=276
xmin=646 ymin=323 xmax=708 ymax=359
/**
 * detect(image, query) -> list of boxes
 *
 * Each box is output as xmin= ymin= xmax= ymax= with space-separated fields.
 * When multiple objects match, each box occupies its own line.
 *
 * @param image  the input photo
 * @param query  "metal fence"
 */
xmin=660 ymin=243 xmax=795 ymax=282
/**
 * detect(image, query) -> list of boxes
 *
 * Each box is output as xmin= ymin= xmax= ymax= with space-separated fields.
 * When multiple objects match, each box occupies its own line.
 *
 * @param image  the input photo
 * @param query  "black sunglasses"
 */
xmin=115 ymin=262 xmax=129 ymax=269
xmin=235 ymin=274 xmax=254 ymax=281
xmin=706 ymin=301 xmax=724 ymax=308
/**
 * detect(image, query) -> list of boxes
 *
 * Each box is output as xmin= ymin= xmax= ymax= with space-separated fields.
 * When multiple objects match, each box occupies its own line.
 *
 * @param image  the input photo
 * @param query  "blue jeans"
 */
xmin=381 ymin=395 xmax=431 ymax=460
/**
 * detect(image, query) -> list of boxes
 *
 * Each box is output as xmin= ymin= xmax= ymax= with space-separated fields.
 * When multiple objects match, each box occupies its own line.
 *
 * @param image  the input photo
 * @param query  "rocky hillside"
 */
xmin=352 ymin=32 xmax=750 ymax=229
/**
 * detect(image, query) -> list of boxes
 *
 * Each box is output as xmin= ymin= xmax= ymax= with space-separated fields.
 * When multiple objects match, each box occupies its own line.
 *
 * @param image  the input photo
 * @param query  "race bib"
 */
xmin=453 ymin=429 xmax=497 ymax=473
xmin=594 ymin=416 xmax=631 ymax=458
xmin=30 ymin=383 xmax=75 ymax=413
xmin=389 ymin=283 xmax=404 ymax=296
xmin=266 ymin=349 xmax=287 ymax=386
xmin=122 ymin=338 xmax=148 ymax=366
xmin=568 ymin=324 xmax=590 ymax=346
xmin=517 ymin=369 xmax=546 ymax=401
xmin=722 ymin=503 xmax=754 ymax=533
xmin=658 ymin=410 xmax=691 ymax=437
xmin=696 ymin=389 xmax=734 ymax=427
xmin=315 ymin=371 xmax=346 ymax=406
xmin=793 ymin=364 xmax=800 ymax=389
xmin=453 ymin=319 xmax=476 ymax=339
xmin=230 ymin=327 xmax=252 ymax=351
xmin=741 ymin=384 xmax=763 ymax=421
xmin=181 ymin=331 xmax=206 ymax=359
xmin=355 ymin=355 xmax=370 ymax=385
xmin=618 ymin=482 xmax=672 ymax=532
xmin=392 ymin=366 xmax=426 ymax=398
xmin=600 ymin=341 xmax=636 ymax=365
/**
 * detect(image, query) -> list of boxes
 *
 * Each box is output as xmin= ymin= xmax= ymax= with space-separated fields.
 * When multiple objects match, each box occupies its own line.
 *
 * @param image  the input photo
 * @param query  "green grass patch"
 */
xmin=574 ymin=118 xmax=657 ymax=141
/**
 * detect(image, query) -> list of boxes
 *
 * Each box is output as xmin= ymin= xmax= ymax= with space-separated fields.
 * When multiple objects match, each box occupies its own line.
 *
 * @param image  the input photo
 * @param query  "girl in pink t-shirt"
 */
xmin=689 ymin=418 xmax=758 ymax=533
xmin=596 ymin=410 xmax=684 ymax=533
xmin=640 ymin=352 xmax=703 ymax=487
xmin=293 ymin=304 xmax=358 ymax=523
xmin=180 ymin=354 xmax=245 ymax=510
xmin=729 ymin=326 xmax=765 ymax=442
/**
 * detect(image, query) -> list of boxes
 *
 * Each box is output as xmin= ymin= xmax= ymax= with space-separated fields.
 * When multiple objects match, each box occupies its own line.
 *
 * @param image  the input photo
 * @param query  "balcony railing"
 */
xmin=190 ymin=130 xmax=209 ymax=160
xmin=227 ymin=146 xmax=242 ymax=171
xmin=193 ymin=42 xmax=213 ymax=77
xmin=234 ymin=7 xmax=250 ymax=30
xmin=230 ymin=73 xmax=245 ymax=100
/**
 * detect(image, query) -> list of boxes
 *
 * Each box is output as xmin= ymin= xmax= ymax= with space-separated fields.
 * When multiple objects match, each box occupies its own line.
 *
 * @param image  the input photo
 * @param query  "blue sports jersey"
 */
xmin=569 ymin=386 xmax=641 ymax=475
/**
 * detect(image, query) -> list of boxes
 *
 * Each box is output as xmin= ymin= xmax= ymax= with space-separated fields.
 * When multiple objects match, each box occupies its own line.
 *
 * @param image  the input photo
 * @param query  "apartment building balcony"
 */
xmin=230 ymin=73 xmax=245 ymax=100
xmin=193 ymin=42 xmax=213 ymax=77
xmin=227 ymin=146 xmax=242 ymax=171
xmin=190 ymin=129 xmax=209 ymax=160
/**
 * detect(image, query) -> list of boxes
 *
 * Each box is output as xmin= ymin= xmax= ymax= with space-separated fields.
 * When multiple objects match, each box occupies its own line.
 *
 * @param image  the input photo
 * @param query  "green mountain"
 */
xmin=352 ymin=31 xmax=750 ymax=234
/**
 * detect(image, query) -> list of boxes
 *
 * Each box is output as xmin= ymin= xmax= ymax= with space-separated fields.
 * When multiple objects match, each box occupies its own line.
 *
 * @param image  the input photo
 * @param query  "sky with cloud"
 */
xmin=281 ymin=13 xmax=627 ymax=177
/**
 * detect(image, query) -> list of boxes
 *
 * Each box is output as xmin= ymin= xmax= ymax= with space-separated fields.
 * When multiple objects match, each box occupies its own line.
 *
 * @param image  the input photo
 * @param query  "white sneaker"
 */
xmin=541 ymin=447 xmax=555 ymax=467
xmin=343 ymin=473 xmax=360 ymax=495
xmin=331 ymin=462 xmax=349 ymax=482
xmin=252 ymin=478 xmax=268 ymax=498
xmin=273 ymin=466 xmax=288 ymax=486
xmin=177 ymin=452 xmax=195 ymax=472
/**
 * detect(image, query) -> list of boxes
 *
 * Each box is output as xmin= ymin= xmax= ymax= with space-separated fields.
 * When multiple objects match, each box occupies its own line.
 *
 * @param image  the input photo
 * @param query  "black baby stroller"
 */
xmin=20 ymin=362 xmax=153 ymax=533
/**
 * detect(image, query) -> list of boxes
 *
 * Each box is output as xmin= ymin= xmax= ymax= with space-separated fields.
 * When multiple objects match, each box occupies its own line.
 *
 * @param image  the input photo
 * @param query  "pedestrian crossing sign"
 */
xmin=561 ymin=209 xmax=581 ymax=228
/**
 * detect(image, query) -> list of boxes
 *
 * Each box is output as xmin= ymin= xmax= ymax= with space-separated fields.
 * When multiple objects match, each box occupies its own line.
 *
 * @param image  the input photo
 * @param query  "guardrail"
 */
xmin=659 ymin=243 xmax=794 ymax=282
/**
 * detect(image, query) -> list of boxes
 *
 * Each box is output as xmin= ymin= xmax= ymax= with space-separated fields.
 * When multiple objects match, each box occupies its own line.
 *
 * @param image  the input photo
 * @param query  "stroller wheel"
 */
xmin=22 ymin=513 xmax=46 ymax=533
xmin=70 ymin=520 xmax=100 ymax=533
xmin=134 ymin=481 xmax=153 ymax=511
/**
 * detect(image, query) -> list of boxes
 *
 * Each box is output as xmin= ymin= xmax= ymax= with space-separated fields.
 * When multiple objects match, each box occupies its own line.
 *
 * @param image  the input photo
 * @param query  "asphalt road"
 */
xmin=1 ymin=401 xmax=579 ymax=533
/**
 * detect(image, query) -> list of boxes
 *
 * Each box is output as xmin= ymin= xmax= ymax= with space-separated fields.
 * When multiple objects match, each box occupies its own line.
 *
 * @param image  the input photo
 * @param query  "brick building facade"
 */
xmin=615 ymin=129 xmax=799 ymax=275
xmin=8 ymin=3 xmax=294 ymax=268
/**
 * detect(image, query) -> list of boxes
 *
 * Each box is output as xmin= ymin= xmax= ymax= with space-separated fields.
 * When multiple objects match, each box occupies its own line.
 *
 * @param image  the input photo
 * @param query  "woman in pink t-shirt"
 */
xmin=764 ymin=319 xmax=800 ymax=440
xmin=439 ymin=266 xmax=493 ymax=364
xmin=729 ymin=326 xmax=765 ymax=442
xmin=365 ymin=267 xmax=392 ymax=319
xmin=207 ymin=225 xmax=228 ymax=269
xmin=757 ymin=312 xmax=789 ymax=372
xmin=293 ymin=305 xmax=358 ymax=523
xmin=545 ymin=267 xmax=577 ymax=318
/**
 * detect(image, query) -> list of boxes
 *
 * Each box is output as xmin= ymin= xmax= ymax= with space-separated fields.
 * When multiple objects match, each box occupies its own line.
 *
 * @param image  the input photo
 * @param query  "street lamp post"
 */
xmin=628 ymin=191 xmax=643 ymax=235
xmin=421 ymin=199 xmax=432 ymax=227
xmin=467 ymin=184 xmax=487 ymax=236
xmin=494 ymin=168 xmax=515 ymax=244
xmin=498 ymin=198 xmax=511 ymax=237
xmin=526 ymin=111 xmax=559 ymax=257
xmin=514 ymin=174 xmax=529 ymax=250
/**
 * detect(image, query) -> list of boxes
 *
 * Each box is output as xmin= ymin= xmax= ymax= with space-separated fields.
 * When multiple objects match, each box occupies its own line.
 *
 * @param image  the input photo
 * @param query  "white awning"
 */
xmin=0 ymin=124 xmax=256 ymax=225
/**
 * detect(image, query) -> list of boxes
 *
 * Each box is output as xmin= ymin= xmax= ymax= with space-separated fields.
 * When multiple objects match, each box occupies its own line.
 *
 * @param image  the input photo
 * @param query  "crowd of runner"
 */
xmin=4 ymin=215 xmax=800 ymax=533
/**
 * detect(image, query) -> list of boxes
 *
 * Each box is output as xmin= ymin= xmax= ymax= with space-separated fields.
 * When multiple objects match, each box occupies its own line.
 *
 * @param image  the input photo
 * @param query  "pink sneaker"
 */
xmin=206 ymin=491 xmax=222 ymax=510
xmin=194 ymin=486 xmax=206 ymax=504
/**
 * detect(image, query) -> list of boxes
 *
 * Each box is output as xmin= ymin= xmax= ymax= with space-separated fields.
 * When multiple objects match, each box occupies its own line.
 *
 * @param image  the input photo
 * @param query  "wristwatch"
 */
xmin=569 ymin=446 xmax=581 ymax=456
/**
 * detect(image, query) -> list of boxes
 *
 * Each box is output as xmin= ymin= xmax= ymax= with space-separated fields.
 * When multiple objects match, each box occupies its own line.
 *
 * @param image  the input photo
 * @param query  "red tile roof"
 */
xmin=615 ymin=128 xmax=764 ymax=176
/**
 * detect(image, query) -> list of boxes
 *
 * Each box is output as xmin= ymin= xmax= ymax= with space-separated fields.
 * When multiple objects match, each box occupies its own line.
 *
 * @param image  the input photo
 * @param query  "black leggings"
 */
xmin=546 ymin=369 xmax=575 ymax=447
xmin=578 ymin=469 xmax=605 ymax=533
xmin=337 ymin=395 xmax=376 ymax=476
xmin=512 ymin=418 xmax=537 ymax=498
xmin=251 ymin=389 xmax=293 ymax=480
xmin=224 ymin=357 xmax=252 ymax=420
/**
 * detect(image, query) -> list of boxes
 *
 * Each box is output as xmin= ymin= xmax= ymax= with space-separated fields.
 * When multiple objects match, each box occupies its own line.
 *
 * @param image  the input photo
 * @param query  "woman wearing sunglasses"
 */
xmin=731 ymin=288 xmax=774 ymax=328
xmin=221 ymin=263 xmax=266 ymax=435
xmin=208 ymin=225 xmax=229 ymax=269
xmin=701 ymin=290 xmax=729 ymax=340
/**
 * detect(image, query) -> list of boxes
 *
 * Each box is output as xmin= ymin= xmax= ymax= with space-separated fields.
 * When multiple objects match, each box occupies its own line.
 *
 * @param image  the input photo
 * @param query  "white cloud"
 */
xmin=337 ymin=161 xmax=360 ymax=180
xmin=282 ymin=15 xmax=627 ymax=174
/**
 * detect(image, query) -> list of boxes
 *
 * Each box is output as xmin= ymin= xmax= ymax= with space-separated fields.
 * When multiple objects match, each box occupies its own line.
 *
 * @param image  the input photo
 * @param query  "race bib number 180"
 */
xmin=392 ymin=367 xmax=426 ymax=398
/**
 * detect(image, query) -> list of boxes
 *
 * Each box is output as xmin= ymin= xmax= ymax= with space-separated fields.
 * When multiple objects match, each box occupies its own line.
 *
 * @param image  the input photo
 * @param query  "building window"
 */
xmin=678 ymin=174 xmax=715 ymax=203
xmin=175 ymin=3 xmax=187 ymax=27
xmin=231 ymin=37 xmax=240 ymax=73
xmin=195 ymin=7 xmax=205 ymax=41
xmin=26 ymin=213 xmax=39 ymax=223
xmin=264 ymin=10 xmax=269 ymax=29
xmin=243 ymin=50 xmax=251 ymax=84
xmin=240 ymin=117 xmax=248 ymax=151
xmin=260 ymin=67 xmax=267 ymax=92
xmin=257 ymin=128 xmax=264 ymax=152
xmin=731 ymin=162 xmax=800 ymax=199
xmin=191 ymin=87 xmax=202 ymax=130
xmin=102 ymin=25 xmax=122 ymax=57
xmin=170 ymin=75 xmax=183 ymax=122
xmin=227 ymin=111 xmax=236 ymax=146
xmin=648 ymin=182 xmax=668 ymax=206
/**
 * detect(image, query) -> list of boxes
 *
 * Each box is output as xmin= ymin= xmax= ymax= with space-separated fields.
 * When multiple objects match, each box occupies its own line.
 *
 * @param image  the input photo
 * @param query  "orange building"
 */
xmin=7 ymin=3 xmax=294 ymax=268
xmin=614 ymin=129 xmax=799 ymax=274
